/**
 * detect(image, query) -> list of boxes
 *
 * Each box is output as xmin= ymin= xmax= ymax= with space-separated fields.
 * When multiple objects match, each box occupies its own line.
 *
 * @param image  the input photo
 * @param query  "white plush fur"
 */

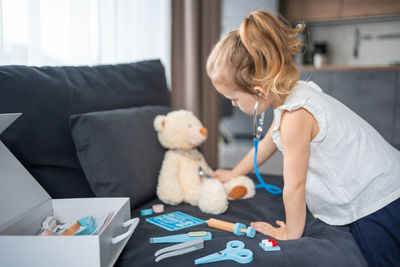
xmin=198 ymin=179 xmax=228 ymax=214
xmin=154 ymin=110 xmax=256 ymax=215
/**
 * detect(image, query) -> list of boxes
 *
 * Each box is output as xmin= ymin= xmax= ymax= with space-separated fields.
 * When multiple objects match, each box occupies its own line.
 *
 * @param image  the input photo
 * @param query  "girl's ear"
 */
xmin=253 ymin=86 xmax=266 ymax=97
xmin=154 ymin=115 xmax=166 ymax=132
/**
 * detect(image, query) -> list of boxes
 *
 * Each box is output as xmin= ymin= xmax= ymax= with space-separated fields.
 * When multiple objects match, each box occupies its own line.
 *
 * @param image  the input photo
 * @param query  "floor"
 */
xmin=217 ymin=107 xmax=283 ymax=176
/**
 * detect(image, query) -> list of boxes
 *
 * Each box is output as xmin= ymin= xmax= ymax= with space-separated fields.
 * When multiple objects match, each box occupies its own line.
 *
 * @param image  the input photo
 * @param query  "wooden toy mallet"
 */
xmin=206 ymin=218 xmax=256 ymax=238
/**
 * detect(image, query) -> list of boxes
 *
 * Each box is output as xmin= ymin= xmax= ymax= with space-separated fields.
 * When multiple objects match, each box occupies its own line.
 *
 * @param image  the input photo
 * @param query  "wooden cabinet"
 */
xmin=341 ymin=0 xmax=400 ymax=18
xmin=280 ymin=0 xmax=400 ymax=22
xmin=280 ymin=0 xmax=341 ymax=22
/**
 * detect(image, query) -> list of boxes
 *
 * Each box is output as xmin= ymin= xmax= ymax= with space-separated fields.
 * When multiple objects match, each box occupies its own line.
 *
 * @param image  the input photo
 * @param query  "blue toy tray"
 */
xmin=145 ymin=211 xmax=205 ymax=231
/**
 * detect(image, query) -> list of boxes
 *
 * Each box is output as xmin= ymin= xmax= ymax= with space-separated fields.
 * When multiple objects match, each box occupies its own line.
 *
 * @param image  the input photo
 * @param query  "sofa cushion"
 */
xmin=0 ymin=60 xmax=170 ymax=198
xmin=70 ymin=105 xmax=172 ymax=208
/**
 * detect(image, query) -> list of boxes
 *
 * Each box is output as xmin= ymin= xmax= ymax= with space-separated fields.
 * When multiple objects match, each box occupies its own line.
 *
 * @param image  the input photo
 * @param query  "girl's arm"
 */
xmin=251 ymin=108 xmax=315 ymax=240
xmin=213 ymin=122 xmax=277 ymax=182
xmin=280 ymin=108 xmax=313 ymax=239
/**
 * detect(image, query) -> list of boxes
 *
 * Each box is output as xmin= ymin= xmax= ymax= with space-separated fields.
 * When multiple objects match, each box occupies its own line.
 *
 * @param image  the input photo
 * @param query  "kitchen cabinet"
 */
xmin=280 ymin=0 xmax=341 ymax=22
xmin=330 ymin=71 xmax=396 ymax=143
xmin=300 ymin=71 xmax=332 ymax=94
xmin=280 ymin=0 xmax=400 ymax=22
xmin=300 ymin=70 xmax=398 ymax=145
xmin=341 ymin=0 xmax=400 ymax=18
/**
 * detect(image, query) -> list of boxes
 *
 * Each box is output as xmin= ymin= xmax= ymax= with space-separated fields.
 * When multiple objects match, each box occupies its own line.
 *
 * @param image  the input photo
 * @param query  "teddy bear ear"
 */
xmin=154 ymin=115 xmax=166 ymax=131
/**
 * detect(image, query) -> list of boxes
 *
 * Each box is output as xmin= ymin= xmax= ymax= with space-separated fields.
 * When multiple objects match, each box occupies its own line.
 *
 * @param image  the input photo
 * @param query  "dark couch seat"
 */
xmin=117 ymin=174 xmax=366 ymax=267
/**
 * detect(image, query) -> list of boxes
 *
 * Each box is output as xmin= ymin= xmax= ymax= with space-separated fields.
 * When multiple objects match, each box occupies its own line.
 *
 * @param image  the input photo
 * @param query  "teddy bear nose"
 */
xmin=200 ymin=127 xmax=208 ymax=136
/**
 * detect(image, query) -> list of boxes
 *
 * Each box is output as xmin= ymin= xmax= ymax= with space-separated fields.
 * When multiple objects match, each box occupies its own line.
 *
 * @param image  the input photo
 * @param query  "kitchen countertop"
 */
xmin=297 ymin=64 xmax=400 ymax=71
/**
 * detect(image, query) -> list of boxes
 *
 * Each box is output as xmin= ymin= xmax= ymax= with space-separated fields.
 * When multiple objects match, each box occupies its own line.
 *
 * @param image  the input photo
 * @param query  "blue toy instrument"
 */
xmin=149 ymin=231 xmax=212 ymax=243
xmin=253 ymin=99 xmax=282 ymax=195
xmin=198 ymin=166 xmax=212 ymax=178
xmin=155 ymin=239 xmax=204 ymax=262
xmin=195 ymin=240 xmax=253 ymax=264
xmin=206 ymin=218 xmax=255 ymax=238
xmin=146 ymin=211 xmax=204 ymax=231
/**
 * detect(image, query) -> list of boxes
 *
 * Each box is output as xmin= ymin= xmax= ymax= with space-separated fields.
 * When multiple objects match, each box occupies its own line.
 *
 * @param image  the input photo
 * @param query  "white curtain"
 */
xmin=0 ymin=0 xmax=171 ymax=84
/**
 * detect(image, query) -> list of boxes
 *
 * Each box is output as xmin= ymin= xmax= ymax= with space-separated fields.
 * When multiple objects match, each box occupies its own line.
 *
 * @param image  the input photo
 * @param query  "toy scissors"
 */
xmin=195 ymin=240 xmax=253 ymax=265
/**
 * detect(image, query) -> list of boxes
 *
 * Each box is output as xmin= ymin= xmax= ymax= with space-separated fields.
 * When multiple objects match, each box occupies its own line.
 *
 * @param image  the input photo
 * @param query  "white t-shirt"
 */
xmin=271 ymin=80 xmax=400 ymax=225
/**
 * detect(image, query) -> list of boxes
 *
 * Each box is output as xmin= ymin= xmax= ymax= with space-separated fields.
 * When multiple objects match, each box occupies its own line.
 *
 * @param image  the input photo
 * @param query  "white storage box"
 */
xmin=0 ymin=113 xmax=139 ymax=267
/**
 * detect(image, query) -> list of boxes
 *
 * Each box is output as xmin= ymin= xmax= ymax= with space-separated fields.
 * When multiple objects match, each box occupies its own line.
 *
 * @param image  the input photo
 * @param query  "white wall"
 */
xmin=221 ymin=0 xmax=278 ymax=37
xmin=308 ymin=18 xmax=400 ymax=65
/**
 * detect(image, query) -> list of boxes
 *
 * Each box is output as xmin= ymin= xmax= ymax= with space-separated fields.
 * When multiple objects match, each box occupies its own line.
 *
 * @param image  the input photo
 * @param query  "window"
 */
xmin=0 ymin=0 xmax=171 ymax=84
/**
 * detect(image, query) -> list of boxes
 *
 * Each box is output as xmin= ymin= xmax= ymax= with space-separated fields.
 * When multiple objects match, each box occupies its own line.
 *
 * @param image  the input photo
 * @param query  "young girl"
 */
xmin=206 ymin=10 xmax=400 ymax=266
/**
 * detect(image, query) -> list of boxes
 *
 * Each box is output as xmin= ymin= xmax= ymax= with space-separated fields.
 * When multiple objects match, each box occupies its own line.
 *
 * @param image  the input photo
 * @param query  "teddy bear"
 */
xmin=153 ymin=109 xmax=255 ymax=215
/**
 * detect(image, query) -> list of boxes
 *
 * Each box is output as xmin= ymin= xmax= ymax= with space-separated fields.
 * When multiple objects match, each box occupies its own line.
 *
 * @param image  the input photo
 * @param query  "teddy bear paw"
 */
xmin=198 ymin=179 xmax=228 ymax=215
xmin=224 ymin=176 xmax=256 ymax=200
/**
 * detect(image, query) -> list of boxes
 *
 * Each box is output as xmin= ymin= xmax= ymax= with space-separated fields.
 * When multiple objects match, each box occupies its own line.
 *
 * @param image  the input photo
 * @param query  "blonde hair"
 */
xmin=207 ymin=10 xmax=305 ymax=98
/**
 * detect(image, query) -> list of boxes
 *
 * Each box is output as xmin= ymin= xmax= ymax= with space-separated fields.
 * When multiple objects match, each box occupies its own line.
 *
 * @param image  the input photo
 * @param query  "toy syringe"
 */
xmin=206 ymin=218 xmax=256 ymax=238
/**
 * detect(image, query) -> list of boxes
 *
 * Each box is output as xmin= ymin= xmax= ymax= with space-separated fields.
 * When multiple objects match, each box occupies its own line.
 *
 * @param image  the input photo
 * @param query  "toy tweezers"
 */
xmin=150 ymin=231 xmax=212 ymax=243
xmin=154 ymin=239 xmax=204 ymax=262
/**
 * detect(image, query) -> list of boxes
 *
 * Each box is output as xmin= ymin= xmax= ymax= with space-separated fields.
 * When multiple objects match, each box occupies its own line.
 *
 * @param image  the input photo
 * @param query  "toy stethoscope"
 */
xmin=253 ymin=95 xmax=282 ymax=195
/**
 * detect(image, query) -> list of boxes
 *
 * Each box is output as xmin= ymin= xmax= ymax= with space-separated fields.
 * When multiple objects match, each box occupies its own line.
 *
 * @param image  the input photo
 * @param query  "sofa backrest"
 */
xmin=0 ymin=60 xmax=170 ymax=198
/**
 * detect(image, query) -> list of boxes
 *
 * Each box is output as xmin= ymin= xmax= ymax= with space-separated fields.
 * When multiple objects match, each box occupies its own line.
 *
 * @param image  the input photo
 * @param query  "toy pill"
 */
xmin=152 ymin=204 xmax=164 ymax=213
xmin=141 ymin=208 xmax=153 ymax=216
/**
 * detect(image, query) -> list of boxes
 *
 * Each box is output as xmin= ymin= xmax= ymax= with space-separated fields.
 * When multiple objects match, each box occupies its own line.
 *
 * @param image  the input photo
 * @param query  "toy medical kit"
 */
xmin=149 ymin=231 xmax=212 ymax=243
xmin=141 ymin=208 xmax=153 ymax=216
xmin=42 ymin=216 xmax=57 ymax=232
xmin=152 ymin=204 xmax=164 ymax=213
xmin=92 ymin=211 xmax=114 ymax=235
xmin=37 ymin=216 xmax=58 ymax=235
xmin=198 ymin=166 xmax=212 ymax=178
xmin=60 ymin=216 xmax=96 ymax=236
xmin=259 ymin=238 xmax=281 ymax=251
xmin=61 ymin=221 xmax=80 ymax=236
xmin=259 ymin=242 xmax=281 ymax=251
xmin=38 ymin=228 xmax=53 ymax=236
xmin=253 ymin=99 xmax=282 ymax=195
xmin=195 ymin=240 xmax=253 ymax=264
xmin=154 ymin=238 xmax=204 ymax=262
xmin=75 ymin=216 xmax=96 ymax=235
xmin=206 ymin=218 xmax=256 ymax=238
xmin=261 ymin=239 xmax=278 ymax=246
xmin=146 ymin=211 xmax=204 ymax=231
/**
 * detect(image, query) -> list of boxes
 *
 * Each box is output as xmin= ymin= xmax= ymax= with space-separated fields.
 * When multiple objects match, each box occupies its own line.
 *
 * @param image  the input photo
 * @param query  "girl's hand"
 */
xmin=211 ymin=169 xmax=236 ymax=182
xmin=250 ymin=220 xmax=288 ymax=240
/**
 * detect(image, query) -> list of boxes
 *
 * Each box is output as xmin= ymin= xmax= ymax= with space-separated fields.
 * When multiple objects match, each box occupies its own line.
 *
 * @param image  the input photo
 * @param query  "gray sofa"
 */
xmin=0 ymin=60 xmax=367 ymax=266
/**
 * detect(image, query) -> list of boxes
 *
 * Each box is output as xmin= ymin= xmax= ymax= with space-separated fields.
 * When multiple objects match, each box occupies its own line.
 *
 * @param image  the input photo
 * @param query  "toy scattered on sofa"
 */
xmin=140 ymin=204 xmax=165 ymax=216
xmin=149 ymin=231 xmax=212 ymax=243
xmin=259 ymin=238 xmax=281 ymax=252
xmin=146 ymin=211 xmax=205 ymax=231
xmin=154 ymin=238 xmax=205 ymax=262
xmin=206 ymin=218 xmax=256 ymax=238
xmin=154 ymin=110 xmax=256 ymax=215
xmin=195 ymin=240 xmax=253 ymax=264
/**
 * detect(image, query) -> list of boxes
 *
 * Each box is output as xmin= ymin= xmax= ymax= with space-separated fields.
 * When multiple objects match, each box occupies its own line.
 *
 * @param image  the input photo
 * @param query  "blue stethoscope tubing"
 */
xmin=253 ymin=98 xmax=282 ymax=195
xmin=253 ymin=138 xmax=282 ymax=195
